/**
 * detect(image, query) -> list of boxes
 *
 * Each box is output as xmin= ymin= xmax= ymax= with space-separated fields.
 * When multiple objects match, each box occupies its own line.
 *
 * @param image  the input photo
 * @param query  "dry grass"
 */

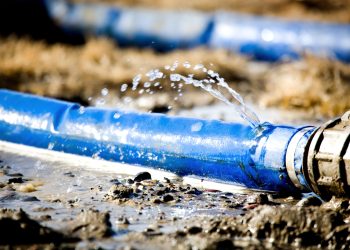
xmin=260 ymin=57 xmax=350 ymax=117
xmin=1 ymin=36 xmax=350 ymax=117
xmin=0 ymin=37 xmax=250 ymax=101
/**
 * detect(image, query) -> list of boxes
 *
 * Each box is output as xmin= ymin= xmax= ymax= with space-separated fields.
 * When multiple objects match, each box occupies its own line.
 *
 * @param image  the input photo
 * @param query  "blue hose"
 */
xmin=0 ymin=89 xmax=315 ymax=193
xmin=45 ymin=0 xmax=350 ymax=62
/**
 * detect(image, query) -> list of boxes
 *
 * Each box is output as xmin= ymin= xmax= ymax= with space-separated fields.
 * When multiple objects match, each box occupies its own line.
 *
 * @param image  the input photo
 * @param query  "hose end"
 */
xmin=303 ymin=111 xmax=350 ymax=200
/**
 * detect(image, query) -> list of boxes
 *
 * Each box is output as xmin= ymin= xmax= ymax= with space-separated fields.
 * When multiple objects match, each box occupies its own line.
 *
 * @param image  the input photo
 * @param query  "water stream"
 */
xmin=94 ymin=61 xmax=261 ymax=127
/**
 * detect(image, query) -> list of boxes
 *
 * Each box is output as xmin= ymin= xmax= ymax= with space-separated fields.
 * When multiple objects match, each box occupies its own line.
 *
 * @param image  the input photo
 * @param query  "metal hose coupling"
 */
xmin=302 ymin=111 xmax=350 ymax=200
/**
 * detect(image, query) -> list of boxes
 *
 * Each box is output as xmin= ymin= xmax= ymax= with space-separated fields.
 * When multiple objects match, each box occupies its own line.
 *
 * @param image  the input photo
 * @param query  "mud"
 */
xmin=68 ymin=209 xmax=113 ymax=240
xmin=112 ymin=203 xmax=350 ymax=249
xmin=0 ymin=208 xmax=72 ymax=245
xmin=1 ymin=152 xmax=350 ymax=249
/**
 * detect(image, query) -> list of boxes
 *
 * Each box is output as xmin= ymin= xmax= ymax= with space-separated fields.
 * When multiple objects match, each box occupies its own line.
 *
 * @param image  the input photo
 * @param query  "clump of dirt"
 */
xmin=123 ymin=203 xmax=350 ymax=249
xmin=239 ymin=205 xmax=347 ymax=247
xmin=104 ymin=184 xmax=134 ymax=200
xmin=71 ymin=0 xmax=350 ymax=23
xmin=260 ymin=57 xmax=350 ymax=117
xmin=0 ymin=208 xmax=70 ymax=245
xmin=67 ymin=209 xmax=113 ymax=240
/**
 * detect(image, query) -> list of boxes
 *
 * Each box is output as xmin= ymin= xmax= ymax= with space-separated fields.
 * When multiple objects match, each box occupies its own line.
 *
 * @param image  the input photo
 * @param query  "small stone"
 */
xmin=152 ymin=198 xmax=161 ymax=204
xmin=187 ymin=226 xmax=202 ymax=235
xmin=175 ymin=230 xmax=186 ymax=237
xmin=8 ymin=177 xmax=24 ymax=184
xmin=185 ymin=188 xmax=202 ymax=195
xmin=256 ymin=193 xmax=269 ymax=204
xmin=134 ymin=172 xmax=152 ymax=182
xmin=109 ymin=178 xmax=121 ymax=185
xmin=296 ymin=196 xmax=322 ymax=207
xmin=162 ymin=194 xmax=174 ymax=202
xmin=246 ymin=193 xmax=269 ymax=205
xmin=206 ymin=239 xmax=234 ymax=250
xmin=21 ymin=196 xmax=40 ymax=202
xmin=117 ymin=216 xmax=130 ymax=225
xmin=105 ymin=185 xmax=133 ymax=200
xmin=63 ymin=172 xmax=75 ymax=178
xmin=17 ymin=183 xmax=37 ymax=193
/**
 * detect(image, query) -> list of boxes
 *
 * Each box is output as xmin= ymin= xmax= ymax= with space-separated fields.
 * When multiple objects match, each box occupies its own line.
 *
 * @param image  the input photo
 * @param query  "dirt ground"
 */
xmin=1 ymin=0 xmax=350 ymax=249
xmin=1 ymin=150 xmax=350 ymax=250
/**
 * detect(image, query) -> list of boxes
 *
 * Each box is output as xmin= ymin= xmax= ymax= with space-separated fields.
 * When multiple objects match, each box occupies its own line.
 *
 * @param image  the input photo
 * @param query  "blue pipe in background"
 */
xmin=45 ymin=0 xmax=350 ymax=62
xmin=0 ymin=89 xmax=315 ymax=194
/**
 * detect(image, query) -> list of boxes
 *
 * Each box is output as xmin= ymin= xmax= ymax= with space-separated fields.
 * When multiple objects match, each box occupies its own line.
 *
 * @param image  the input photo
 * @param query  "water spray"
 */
xmin=0 ymin=89 xmax=349 ymax=199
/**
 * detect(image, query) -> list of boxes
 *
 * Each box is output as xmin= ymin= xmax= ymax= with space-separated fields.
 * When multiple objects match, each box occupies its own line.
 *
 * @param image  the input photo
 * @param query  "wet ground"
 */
xmin=1 ymin=136 xmax=350 ymax=249
xmin=1 ymin=0 xmax=350 ymax=249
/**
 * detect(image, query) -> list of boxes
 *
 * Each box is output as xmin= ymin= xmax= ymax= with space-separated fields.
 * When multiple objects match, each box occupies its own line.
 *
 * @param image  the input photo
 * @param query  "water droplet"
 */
xmin=144 ymin=82 xmax=151 ymax=88
xmin=164 ymin=65 xmax=171 ymax=70
xmin=183 ymin=61 xmax=191 ymax=68
xmin=123 ymin=97 xmax=132 ymax=104
xmin=95 ymin=97 xmax=106 ymax=106
xmin=207 ymin=70 xmax=215 ymax=77
xmin=146 ymin=69 xmax=163 ymax=81
xmin=101 ymin=88 xmax=109 ymax=96
xmin=113 ymin=113 xmax=121 ymax=119
xmin=170 ymin=61 xmax=178 ymax=71
xmin=48 ymin=142 xmax=54 ymax=150
xmin=132 ymin=74 xmax=142 ymax=90
xmin=193 ymin=64 xmax=204 ymax=70
xmin=139 ymin=89 xmax=144 ymax=94
xmin=78 ymin=106 xmax=85 ymax=114
xmin=170 ymin=74 xmax=181 ymax=82
xmin=92 ymin=152 xmax=100 ymax=159
xmin=120 ymin=84 xmax=128 ymax=92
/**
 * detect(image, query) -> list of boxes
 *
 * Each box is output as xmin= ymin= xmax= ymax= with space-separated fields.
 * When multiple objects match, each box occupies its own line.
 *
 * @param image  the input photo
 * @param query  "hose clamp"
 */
xmin=286 ymin=127 xmax=314 ymax=190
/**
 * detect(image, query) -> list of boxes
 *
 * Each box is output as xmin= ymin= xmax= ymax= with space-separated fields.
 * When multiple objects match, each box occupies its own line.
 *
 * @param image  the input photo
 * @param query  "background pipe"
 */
xmin=45 ymin=0 xmax=350 ymax=62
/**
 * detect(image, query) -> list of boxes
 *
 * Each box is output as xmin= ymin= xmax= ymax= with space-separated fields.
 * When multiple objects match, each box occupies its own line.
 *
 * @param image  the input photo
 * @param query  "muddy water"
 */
xmin=0 ymin=140 xmax=246 ymax=248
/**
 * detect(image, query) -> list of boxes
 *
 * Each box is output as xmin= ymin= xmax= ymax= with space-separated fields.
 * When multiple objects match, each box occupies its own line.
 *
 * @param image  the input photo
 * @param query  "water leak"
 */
xmin=91 ymin=62 xmax=260 ymax=127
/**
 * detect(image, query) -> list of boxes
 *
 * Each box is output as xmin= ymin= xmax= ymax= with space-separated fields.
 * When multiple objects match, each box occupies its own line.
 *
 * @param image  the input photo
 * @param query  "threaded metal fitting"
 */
xmin=303 ymin=111 xmax=350 ymax=200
